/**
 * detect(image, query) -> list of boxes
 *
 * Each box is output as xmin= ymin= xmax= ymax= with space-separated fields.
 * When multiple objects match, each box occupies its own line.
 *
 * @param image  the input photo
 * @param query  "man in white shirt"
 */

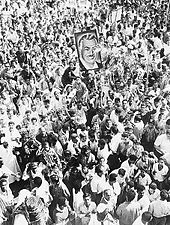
xmin=106 ymin=173 xmax=121 ymax=204
xmin=136 ymin=184 xmax=150 ymax=213
xmin=90 ymin=165 xmax=107 ymax=205
xmin=154 ymin=129 xmax=170 ymax=156
xmin=97 ymin=189 xmax=117 ymax=224
xmin=121 ymin=155 xmax=138 ymax=181
xmin=148 ymin=190 xmax=170 ymax=225
xmin=152 ymin=158 xmax=169 ymax=189
xmin=146 ymin=182 xmax=160 ymax=203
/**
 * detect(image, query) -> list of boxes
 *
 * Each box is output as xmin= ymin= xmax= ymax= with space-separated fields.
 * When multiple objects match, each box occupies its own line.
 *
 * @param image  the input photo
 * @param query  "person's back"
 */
xmin=116 ymin=189 xmax=140 ymax=225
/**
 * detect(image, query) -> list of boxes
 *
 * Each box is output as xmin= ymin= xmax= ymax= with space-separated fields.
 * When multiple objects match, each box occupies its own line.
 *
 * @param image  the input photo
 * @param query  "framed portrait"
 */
xmin=74 ymin=30 xmax=102 ymax=71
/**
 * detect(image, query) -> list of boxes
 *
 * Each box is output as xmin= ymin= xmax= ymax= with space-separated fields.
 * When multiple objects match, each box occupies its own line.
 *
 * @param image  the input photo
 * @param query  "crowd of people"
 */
xmin=0 ymin=0 xmax=170 ymax=224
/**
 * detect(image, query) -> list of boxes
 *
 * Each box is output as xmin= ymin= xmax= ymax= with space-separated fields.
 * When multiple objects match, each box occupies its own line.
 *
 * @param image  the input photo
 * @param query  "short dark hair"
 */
xmin=118 ymin=168 xmax=126 ymax=176
xmin=58 ymin=197 xmax=66 ymax=207
xmin=166 ymin=119 xmax=170 ymax=125
xmin=136 ymin=184 xmax=145 ymax=192
xmin=126 ymin=189 xmax=136 ymax=202
xmin=109 ymin=173 xmax=117 ymax=182
xmin=160 ymin=190 xmax=169 ymax=200
xmin=34 ymin=176 xmax=42 ymax=188
xmin=142 ymin=211 xmax=152 ymax=222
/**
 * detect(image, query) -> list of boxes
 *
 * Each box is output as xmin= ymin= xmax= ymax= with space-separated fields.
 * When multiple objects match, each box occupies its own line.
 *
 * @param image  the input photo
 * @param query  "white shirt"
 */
xmin=152 ymin=163 xmax=169 ymax=182
xmin=154 ymin=134 xmax=170 ymax=154
xmin=90 ymin=174 xmax=107 ymax=194
xmin=146 ymin=188 xmax=160 ymax=203
xmin=121 ymin=160 xmax=137 ymax=180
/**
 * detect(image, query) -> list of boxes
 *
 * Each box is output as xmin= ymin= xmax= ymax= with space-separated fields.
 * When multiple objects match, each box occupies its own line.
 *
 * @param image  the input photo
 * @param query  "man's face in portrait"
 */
xmin=81 ymin=38 xmax=97 ymax=67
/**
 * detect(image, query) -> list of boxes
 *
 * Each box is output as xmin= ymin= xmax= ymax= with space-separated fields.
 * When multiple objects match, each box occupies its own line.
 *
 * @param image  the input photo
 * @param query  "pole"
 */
xmin=166 ymin=0 xmax=170 ymax=27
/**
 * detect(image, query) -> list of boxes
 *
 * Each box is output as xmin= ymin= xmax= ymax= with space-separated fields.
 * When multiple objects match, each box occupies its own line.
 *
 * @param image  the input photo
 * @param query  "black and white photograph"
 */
xmin=0 ymin=0 xmax=170 ymax=224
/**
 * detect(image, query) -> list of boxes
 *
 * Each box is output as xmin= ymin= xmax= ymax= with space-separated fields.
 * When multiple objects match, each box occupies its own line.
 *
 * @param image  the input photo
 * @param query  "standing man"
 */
xmin=97 ymin=189 xmax=117 ymax=224
xmin=77 ymin=193 xmax=97 ymax=225
xmin=116 ymin=189 xmax=141 ymax=225
xmin=148 ymin=190 xmax=170 ymax=225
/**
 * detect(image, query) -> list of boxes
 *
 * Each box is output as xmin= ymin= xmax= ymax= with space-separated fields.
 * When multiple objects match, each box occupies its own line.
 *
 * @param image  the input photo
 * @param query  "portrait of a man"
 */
xmin=75 ymin=30 xmax=102 ymax=71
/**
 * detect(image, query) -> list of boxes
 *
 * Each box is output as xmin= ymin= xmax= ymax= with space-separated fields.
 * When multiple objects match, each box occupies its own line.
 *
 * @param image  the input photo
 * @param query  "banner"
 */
xmin=74 ymin=30 xmax=102 ymax=71
xmin=66 ymin=0 xmax=77 ymax=8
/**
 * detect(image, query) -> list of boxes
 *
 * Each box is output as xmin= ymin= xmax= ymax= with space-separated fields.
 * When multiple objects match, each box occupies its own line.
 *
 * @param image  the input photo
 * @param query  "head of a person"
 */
xmin=158 ymin=158 xmax=165 ymax=167
xmin=125 ymin=181 xmax=135 ymax=192
xmin=58 ymin=197 xmax=67 ymax=210
xmin=31 ymin=117 xmax=37 ymax=125
xmin=141 ymin=211 xmax=152 ymax=223
xmin=98 ymin=139 xmax=105 ymax=150
xmin=77 ymin=101 xmax=83 ymax=110
xmin=137 ymin=184 xmax=145 ymax=198
xmin=118 ymin=168 xmax=126 ymax=178
xmin=128 ymin=155 xmax=137 ymax=166
xmin=122 ymin=99 xmax=128 ymax=110
xmin=96 ymin=165 xmax=104 ymax=177
xmin=8 ymin=121 xmax=15 ymax=130
xmin=141 ymin=151 xmax=149 ymax=162
xmin=83 ymin=193 xmax=91 ymax=207
xmin=149 ymin=182 xmax=157 ymax=194
xmin=107 ymin=99 xmax=113 ymax=108
xmin=166 ymin=129 xmax=170 ymax=139
xmin=79 ymin=33 xmax=98 ymax=67
xmin=0 ymin=178 xmax=8 ymax=192
xmin=109 ymin=173 xmax=117 ymax=185
xmin=97 ymin=108 xmax=105 ymax=119
xmin=2 ymin=141 xmax=8 ymax=149
xmin=160 ymin=190 xmax=169 ymax=201
xmin=121 ymin=132 xmax=129 ymax=143
xmin=71 ymin=133 xmax=79 ymax=143
xmin=105 ymin=118 xmax=112 ymax=129
xmin=50 ymin=174 xmax=59 ymax=185
xmin=88 ymin=132 xmax=95 ymax=142
xmin=103 ymin=189 xmax=112 ymax=201
xmin=40 ymin=127 xmax=46 ymax=136
xmin=31 ymin=103 xmax=37 ymax=112
xmin=126 ymin=189 xmax=136 ymax=202
xmin=25 ymin=110 xmax=31 ymax=118
xmin=81 ymin=145 xmax=90 ymax=157
xmin=80 ymin=132 xmax=87 ymax=143
xmin=43 ymin=142 xmax=50 ymax=152
xmin=33 ymin=176 xmax=42 ymax=188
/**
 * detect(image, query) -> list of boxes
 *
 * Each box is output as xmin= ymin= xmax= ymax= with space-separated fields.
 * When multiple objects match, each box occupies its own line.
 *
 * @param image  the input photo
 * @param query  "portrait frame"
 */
xmin=74 ymin=29 xmax=102 ymax=71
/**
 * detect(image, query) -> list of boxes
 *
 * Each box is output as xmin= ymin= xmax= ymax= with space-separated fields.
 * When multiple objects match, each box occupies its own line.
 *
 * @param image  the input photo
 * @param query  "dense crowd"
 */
xmin=0 ymin=0 xmax=170 ymax=224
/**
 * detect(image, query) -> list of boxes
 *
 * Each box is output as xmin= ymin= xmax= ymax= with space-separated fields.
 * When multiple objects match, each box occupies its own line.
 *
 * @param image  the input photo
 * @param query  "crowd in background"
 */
xmin=1 ymin=0 xmax=170 ymax=224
